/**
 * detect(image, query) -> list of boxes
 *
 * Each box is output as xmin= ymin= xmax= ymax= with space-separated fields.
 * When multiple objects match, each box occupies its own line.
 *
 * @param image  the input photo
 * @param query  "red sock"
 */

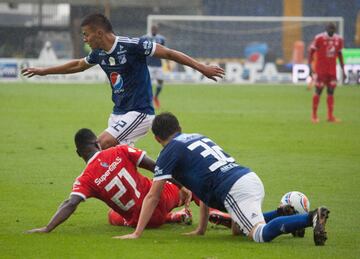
xmin=327 ymin=95 xmax=334 ymax=119
xmin=312 ymin=94 xmax=320 ymax=118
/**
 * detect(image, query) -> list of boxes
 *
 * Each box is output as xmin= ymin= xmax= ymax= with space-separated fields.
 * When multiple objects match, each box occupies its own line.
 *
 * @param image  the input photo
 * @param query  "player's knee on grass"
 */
xmin=98 ymin=131 xmax=118 ymax=150
xmin=231 ymin=221 xmax=244 ymax=236
xmin=108 ymin=209 xmax=128 ymax=226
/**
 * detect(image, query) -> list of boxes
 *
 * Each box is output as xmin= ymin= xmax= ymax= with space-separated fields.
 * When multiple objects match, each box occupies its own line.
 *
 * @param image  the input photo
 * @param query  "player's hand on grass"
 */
xmin=26 ymin=226 xmax=50 ymax=234
xmin=21 ymin=67 xmax=47 ymax=78
xmin=113 ymin=232 xmax=140 ymax=240
xmin=200 ymin=64 xmax=225 ymax=82
xmin=183 ymin=228 xmax=205 ymax=236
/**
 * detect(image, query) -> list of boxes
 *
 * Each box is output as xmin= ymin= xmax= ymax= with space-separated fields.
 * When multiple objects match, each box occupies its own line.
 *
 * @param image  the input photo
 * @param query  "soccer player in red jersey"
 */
xmin=26 ymin=128 xmax=192 ymax=234
xmin=308 ymin=23 xmax=346 ymax=123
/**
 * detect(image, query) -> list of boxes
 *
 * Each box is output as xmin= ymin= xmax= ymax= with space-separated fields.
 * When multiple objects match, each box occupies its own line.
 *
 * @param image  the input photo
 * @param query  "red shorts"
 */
xmin=315 ymin=73 xmax=337 ymax=88
xmin=108 ymin=182 xmax=180 ymax=228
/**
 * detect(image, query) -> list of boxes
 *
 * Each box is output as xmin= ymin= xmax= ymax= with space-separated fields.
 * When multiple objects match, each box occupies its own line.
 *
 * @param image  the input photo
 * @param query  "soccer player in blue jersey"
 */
xmin=21 ymin=14 xmax=224 ymax=149
xmin=142 ymin=25 xmax=168 ymax=108
xmin=117 ymin=112 xmax=330 ymax=246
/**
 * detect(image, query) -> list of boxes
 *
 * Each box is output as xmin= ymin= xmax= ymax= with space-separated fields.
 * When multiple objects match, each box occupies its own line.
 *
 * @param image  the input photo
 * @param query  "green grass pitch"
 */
xmin=0 ymin=82 xmax=359 ymax=258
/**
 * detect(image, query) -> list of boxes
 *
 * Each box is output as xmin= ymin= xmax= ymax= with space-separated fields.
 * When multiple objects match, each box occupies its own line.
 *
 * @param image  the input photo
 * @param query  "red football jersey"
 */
xmin=71 ymin=145 xmax=152 ymax=224
xmin=311 ymin=32 xmax=343 ymax=75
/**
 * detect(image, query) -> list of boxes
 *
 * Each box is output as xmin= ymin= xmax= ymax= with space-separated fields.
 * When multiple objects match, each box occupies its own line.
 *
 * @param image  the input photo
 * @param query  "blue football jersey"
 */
xmin=142 ymin=34 xmax=165 ymax=67
xmin=84 ymin=36 xmax=156 ymax=115
xmin=154 ymin=133 xmax=251 ymax=210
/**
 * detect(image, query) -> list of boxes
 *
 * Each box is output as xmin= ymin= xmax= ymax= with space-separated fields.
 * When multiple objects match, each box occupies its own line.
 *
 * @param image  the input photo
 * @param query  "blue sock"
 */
xmin=263 ymin=210 xmax=279 ymax=222
xmin=262 ymin=214 xmax=310 ymax=242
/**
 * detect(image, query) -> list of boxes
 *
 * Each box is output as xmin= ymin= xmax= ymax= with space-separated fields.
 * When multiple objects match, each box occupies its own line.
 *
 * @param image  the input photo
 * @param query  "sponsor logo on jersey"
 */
xmin=220 ymin=162 xmax=239 ymax=173
xmin=110 ymin=72 xmax=124 ymax=94
xmin=101 ymin=60 xmax=106 ymax=65
xmin=95 ymin=157 xmax=122 ymax=186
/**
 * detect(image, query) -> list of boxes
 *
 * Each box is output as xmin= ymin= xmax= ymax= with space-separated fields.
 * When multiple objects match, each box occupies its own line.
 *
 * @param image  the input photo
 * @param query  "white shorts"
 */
xmin=224 ymin=172 xmax=265 ymax=236
xmin=148 ymin=66 xmax=164 ymax=81
xmin=105 ymin=111 xmax=155 ymax=146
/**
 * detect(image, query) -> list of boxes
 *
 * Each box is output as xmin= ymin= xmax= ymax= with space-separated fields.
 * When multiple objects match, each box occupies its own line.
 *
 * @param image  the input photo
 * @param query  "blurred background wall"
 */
xmin=0 ymin=0 xmax=358 ymax=63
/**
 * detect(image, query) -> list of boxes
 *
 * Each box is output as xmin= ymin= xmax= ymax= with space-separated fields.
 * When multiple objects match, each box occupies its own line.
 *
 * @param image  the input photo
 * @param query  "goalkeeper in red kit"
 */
xmin=308 ymin=23 xmax=346 ymax=123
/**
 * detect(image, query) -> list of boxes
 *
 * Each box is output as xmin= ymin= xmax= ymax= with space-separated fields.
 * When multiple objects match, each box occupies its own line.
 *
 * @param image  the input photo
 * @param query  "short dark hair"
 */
xmin=152 ymin=112 xmax=181 ymax=140
xmin=81 ymin=13 xmax=113 ymax=32
xmin=74 ymin=128 xmax=98 ymax=151
xmin=326 ymin=22 xmax=336 ymax=31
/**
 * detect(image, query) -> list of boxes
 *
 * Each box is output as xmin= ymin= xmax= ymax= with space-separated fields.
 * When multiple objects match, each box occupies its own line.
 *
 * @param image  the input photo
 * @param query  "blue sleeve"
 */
xmin=84 ymin=49 xmax=100 ymax=65
xmin=134 ymin=37 xmax=156 ymax=57
xmin=154 ymin=142 xmax=182 ymax=181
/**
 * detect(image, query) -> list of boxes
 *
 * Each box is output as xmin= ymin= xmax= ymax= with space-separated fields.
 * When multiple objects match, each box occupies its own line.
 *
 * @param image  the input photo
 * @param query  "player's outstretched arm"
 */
xmin=183 ymin=201 xmax=209 ymax=236
xmin=26 ymin=195 xmax=83 ymax=234
xmin=114 ymin=180 xmax=166 ymax=239
xmin=21 ymin=59 xmax=93 ymax=78
xmin=153 ymin=44 xmax=225 ymax=81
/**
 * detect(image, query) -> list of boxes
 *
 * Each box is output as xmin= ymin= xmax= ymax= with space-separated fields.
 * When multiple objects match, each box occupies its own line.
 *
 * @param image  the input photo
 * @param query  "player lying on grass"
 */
xmin=117 ymin=112 xmax=330 ymax=246
xmin=21 ymin=13 xmax=224 ymax=150
xmin=26 ymin=128 xmax=192 ymax=234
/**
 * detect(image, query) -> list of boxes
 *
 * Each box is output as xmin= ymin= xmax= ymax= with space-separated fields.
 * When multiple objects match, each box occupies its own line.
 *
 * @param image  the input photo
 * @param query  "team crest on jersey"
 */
xmin=118 ymin=54 xmax=127 ymax=64
xmin=100 ymin=162 xmax=109 ymax=168
xmin=109 ymin=56 xmax=116 ymax=66
xmin=110 ymin=72 xmax=124 ymax=94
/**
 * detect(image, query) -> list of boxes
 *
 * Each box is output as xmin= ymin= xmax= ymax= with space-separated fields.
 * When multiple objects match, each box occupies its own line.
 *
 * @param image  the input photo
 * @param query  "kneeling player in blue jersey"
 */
xmin=117 ymin=112 xmax=330 ymax=246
